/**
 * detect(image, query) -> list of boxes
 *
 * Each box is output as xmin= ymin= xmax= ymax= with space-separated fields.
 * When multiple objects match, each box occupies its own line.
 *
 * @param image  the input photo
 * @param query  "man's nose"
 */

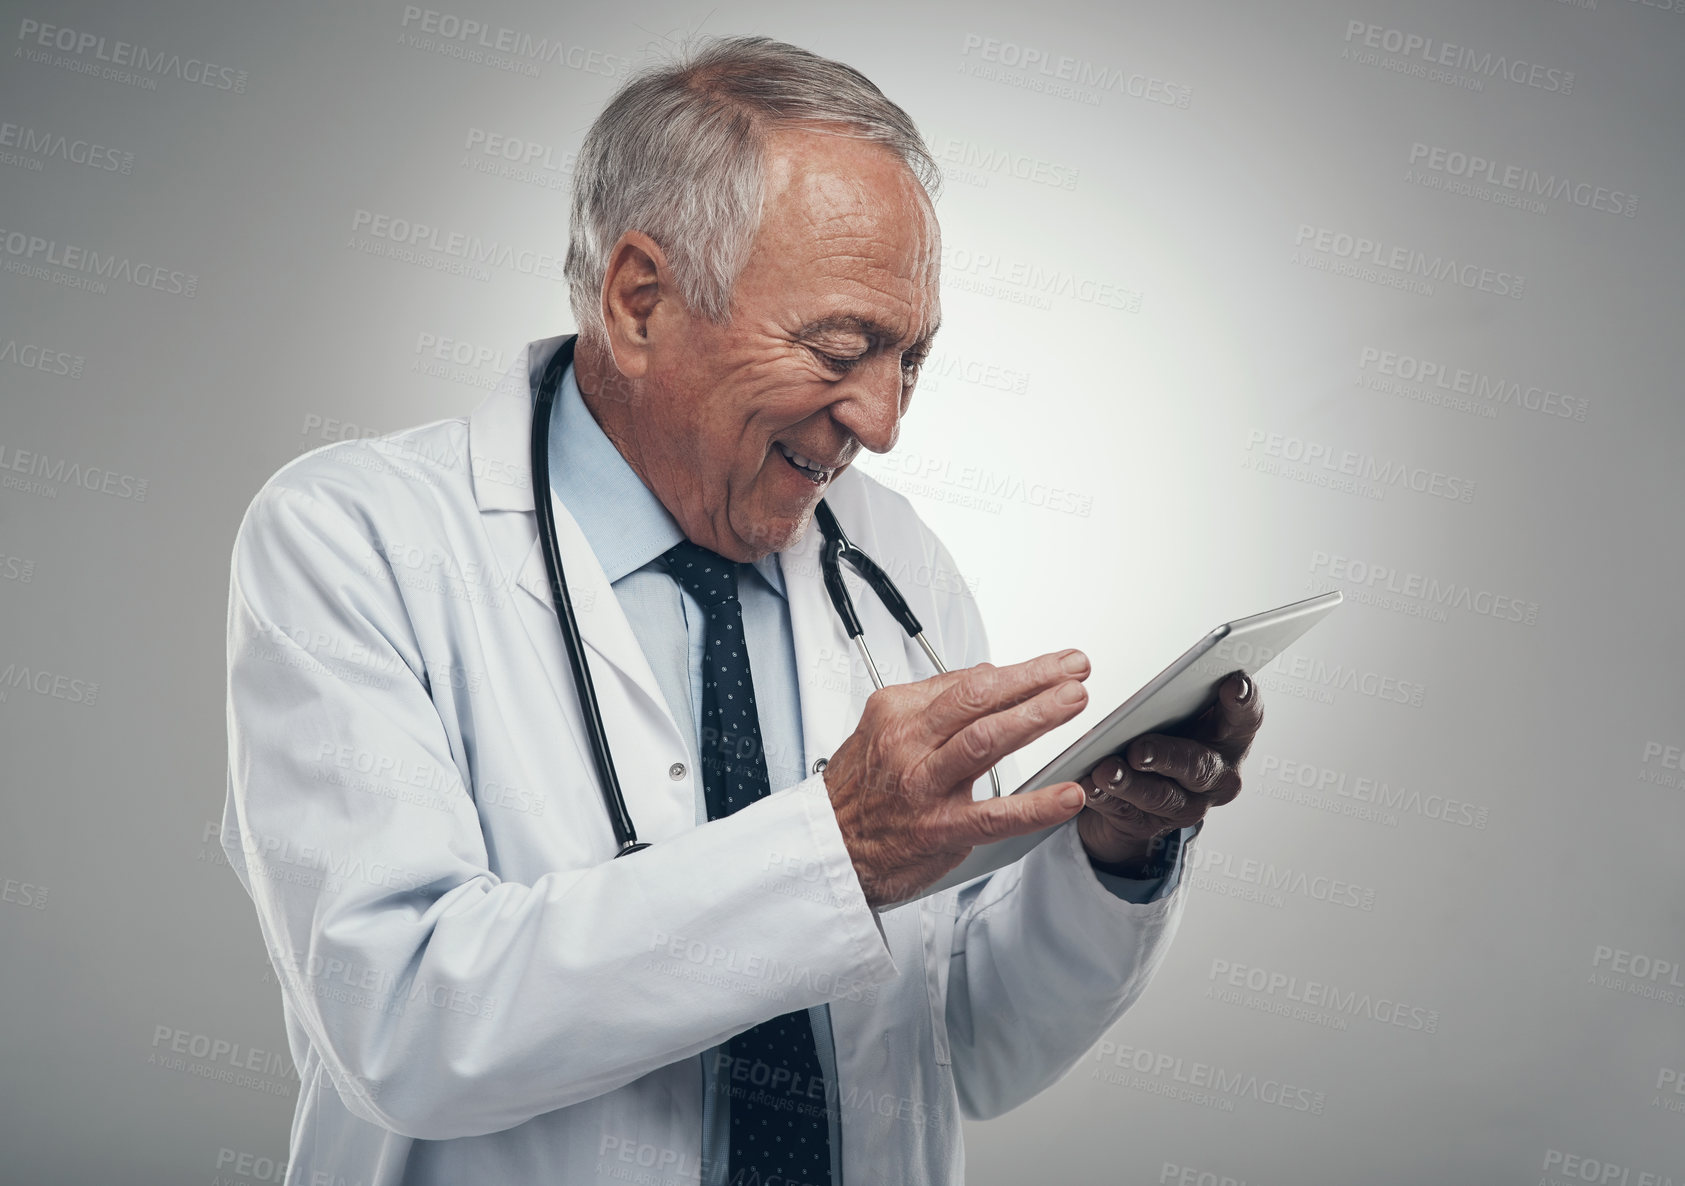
xmin=829 ymin=359 xmax=904 ymax=455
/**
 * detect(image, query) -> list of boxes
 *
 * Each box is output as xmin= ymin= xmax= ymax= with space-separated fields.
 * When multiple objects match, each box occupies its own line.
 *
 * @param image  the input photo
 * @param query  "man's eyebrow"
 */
xmin=796 ymin=315 xmax=941 ymax=350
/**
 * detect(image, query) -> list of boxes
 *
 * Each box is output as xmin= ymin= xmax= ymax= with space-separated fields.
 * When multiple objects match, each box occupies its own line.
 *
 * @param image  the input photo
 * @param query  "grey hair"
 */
xmin=563 ymin=35 xmax=941 ymax=349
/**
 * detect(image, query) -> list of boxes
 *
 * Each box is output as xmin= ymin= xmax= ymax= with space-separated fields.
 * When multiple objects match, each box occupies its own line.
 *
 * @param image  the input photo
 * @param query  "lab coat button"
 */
xmin=811 ymin=758 xmax=828 ymax=775
xmin=668 ymin=762 xmax=686 ymax=780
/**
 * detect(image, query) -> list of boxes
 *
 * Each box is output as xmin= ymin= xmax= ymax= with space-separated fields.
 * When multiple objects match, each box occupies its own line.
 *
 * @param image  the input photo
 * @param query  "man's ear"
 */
xmin=599 ymin=231 xmax=675 ymax=380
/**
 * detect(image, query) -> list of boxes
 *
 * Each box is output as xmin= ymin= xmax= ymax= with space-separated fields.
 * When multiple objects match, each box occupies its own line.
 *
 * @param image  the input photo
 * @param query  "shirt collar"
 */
xmin=547 ymin=361 xmax=787 ymax=598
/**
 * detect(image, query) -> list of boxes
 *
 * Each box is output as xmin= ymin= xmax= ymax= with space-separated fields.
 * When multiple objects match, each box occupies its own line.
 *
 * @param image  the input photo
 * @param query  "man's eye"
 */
xmin=816 ymin=350 xmax=865 ymax=374
xmin=901 ymin=352 xmax=928 ymax=376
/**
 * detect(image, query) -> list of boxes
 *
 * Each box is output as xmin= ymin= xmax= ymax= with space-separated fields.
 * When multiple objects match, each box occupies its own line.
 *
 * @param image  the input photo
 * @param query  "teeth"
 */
xmin=777 ymin=443 xmax=833 ymax=480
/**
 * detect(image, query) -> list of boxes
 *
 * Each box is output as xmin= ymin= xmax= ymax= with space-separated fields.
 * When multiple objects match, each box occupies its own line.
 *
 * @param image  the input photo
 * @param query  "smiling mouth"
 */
xmin=776 ymin=442 xmax=838 ymax=486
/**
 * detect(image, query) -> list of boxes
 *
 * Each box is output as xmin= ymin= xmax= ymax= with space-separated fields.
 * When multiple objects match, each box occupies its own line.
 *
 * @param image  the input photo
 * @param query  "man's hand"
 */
xmin=824 ymin=650 xmax=1093 ymax=908
xmin=1077 ymin=672 xmax=1264 ymax=875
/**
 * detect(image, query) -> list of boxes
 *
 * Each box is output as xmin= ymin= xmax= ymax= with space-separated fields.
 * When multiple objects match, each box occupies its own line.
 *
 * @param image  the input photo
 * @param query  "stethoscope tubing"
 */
xmin=529 ymin=338 xmax=648 ymax=857
xmin=530 ymin=336 xmax=999 ymax=857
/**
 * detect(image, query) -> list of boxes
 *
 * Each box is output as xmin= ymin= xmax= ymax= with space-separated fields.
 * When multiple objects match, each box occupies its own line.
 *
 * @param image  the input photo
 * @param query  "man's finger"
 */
xmin=1085 ymin=756 xmax=1191 ymax=819
xmin=945 ymin=781 xmax=1086 ymax=848
xmin=1190 ymin=672 xmax=1265 ymax=762
xmin=1125 ymin=734 xmax=1234 ymax=796
xmin=1080 ymin=784 xmax=1183 ymax=836
xmin=922 ymin=676 xmax=1088 ymax=791
xmin=919 ymin=649 xmax=1090 ymax=742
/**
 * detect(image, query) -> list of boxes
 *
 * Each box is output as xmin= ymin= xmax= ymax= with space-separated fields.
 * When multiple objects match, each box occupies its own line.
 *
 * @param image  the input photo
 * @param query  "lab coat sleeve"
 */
xmin=922 ymin=532 xmax=1190 ymax=1121
xmin=223 ymin=472 xmax=897 ymax=1141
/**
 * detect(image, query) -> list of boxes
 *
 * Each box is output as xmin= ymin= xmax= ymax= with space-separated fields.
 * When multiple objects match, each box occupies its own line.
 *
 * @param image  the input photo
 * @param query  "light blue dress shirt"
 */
xmin=546 ymin=361 xmax=1181 ymax=1184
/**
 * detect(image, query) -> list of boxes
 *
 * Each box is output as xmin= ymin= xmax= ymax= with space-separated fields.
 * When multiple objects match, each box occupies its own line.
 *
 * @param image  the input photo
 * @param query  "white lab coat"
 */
xmin=221 ymin=337 xmax=1188 ymax=1186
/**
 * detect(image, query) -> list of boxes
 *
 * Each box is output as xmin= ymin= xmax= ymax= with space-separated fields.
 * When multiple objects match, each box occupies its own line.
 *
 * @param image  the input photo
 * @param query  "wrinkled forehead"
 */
xmin=744 ymin=127 xmax=941 ymax=335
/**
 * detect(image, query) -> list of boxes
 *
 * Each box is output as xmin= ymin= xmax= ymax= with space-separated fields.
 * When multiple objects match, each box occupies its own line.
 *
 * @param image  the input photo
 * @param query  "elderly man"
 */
xmin=222 ymin=35 xmax=1261 ymax=1186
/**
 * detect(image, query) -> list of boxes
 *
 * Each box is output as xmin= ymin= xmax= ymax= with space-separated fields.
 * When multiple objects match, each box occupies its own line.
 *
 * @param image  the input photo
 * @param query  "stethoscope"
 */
xmin=528 ymin=335 xmax=1001 ymax=857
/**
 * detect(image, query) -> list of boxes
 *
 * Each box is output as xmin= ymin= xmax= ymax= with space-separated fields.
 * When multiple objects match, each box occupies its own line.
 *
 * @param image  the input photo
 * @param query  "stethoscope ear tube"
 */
xmin=815 ymin=499 xmax=1000 ymax=797
xmin=819 ymin=532 xmax=865 ymax=639
xmin=530 ymin=339 xmax=647 ymax=856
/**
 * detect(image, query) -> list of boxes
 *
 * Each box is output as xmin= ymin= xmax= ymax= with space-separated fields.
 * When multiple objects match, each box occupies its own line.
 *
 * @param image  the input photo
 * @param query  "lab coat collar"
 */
xmin=465 ymin=335 xmax=611 ymax=615
xmin=464 ymin=334 xmax=571 ymax=514
xmin=466 ymin=337 xmax=687 ymax=798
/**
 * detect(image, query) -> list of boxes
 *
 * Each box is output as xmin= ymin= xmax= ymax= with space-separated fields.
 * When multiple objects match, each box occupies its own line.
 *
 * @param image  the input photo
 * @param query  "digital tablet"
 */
xmin=892 ymin=590 xmax=1343 ymax=906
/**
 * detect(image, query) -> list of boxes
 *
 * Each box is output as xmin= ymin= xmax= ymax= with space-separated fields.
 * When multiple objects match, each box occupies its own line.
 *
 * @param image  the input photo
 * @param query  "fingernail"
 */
xmin=1133 ymin=741 xmax=1156 ymax=768
xmin=1104 ymin=760 xmax=1127 ymax=788
xmin=1060 ymin=649 xmax=1089 ymax=675
xmin=1236 ymin=674 xmax=1253 ymax=703
xmin=1058 ymin=784 xmax=1085 ymax=809
xmin=1056 ymin=681 xmax=1086 ymax=705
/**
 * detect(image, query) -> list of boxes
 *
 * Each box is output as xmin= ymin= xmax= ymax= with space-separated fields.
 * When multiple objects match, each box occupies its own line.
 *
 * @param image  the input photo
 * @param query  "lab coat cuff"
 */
xmin=1038 ymin=819 xmax=1184 ymax=923
xmin=778 ymin=772 xmax=898 ymax=982
xmin=1088 ymin=824 xmax=1197 ymax=905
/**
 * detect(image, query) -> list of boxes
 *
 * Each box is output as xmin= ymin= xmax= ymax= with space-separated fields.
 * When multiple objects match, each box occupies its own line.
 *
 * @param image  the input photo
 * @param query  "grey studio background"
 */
xmin=1 ymin=0 xmax=1682 ymax=1183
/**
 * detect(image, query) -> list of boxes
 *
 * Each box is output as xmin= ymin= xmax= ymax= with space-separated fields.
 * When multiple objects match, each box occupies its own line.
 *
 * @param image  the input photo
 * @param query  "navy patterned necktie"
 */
xmin=662 ymin=539 xmax=834 ymax=1186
